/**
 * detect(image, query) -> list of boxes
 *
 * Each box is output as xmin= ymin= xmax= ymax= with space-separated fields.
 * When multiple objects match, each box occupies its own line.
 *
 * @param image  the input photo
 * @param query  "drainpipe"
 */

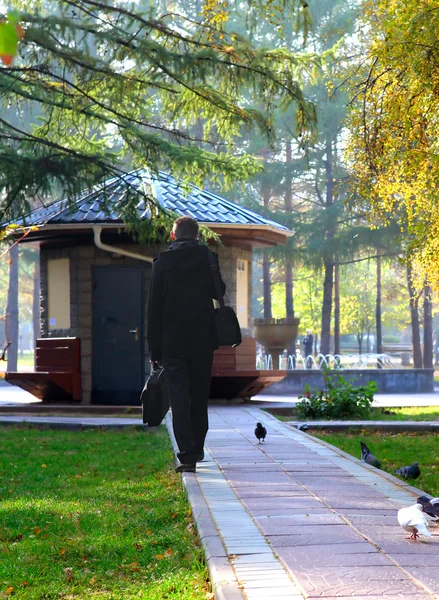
xmin=93 ymin=225 xmax=154 ymax=263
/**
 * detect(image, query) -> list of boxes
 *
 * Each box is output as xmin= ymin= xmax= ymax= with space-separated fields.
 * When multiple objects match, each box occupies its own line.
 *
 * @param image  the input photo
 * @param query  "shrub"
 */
xmin=296 ymin=372 xmax=377 ymax=420
xmin=382 ymin=334 xmax=400 ymax=343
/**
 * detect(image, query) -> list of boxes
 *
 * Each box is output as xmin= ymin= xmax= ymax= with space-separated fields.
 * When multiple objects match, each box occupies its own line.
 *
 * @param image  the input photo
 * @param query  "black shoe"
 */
xmin=195 ymin=451 xmax=205 ymax=462
xmin=175 ymin=463 xmax=196 ymax=473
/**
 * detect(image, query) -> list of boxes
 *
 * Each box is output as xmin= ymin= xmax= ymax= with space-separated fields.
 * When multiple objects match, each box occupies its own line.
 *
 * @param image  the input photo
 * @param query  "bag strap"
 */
xmin=207 ymin=249 xmax=225 ymax=309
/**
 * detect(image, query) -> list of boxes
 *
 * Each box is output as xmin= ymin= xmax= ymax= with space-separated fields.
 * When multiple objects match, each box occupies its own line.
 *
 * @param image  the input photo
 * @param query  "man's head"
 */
xmin=306 ymin=329 xmax=312 ymax=335
xmin=171 ymin=216 xmax=199 ymax=241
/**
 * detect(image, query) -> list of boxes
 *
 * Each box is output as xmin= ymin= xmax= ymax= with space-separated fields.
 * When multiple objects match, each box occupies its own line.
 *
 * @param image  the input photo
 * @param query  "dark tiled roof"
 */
xmin=21 ymin=170 xmax=289 ymax=231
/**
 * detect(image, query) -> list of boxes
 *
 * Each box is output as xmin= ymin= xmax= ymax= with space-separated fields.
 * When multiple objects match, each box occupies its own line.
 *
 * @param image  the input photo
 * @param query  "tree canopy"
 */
xmin=347 ymin=0 xmax=439 ymax=290
xmin=0 ymin=0 xmax=316 ymax=225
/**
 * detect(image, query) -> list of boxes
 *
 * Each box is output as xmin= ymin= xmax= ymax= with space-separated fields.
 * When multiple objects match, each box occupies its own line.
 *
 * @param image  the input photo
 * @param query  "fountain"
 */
xmin=257 ymin=351 xmax=433 ymax=394
xmin=253 ymin=317 xmax=300 ymax=371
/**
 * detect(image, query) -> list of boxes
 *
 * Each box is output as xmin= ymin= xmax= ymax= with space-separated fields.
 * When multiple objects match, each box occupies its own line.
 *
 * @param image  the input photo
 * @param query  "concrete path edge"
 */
xmin=165 ymin=413 xmax=245 ymax=600
xmin=281 ymin=415 xmax=434 ymax=499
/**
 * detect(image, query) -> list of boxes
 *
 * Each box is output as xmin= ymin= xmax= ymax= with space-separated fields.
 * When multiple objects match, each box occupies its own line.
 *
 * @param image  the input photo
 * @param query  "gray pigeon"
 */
xmin=417 ymin=496 xmax=439 ymax=520
xmin=395 ymin=462 xmax=420 ymax=480
xmin=254 ymin=422 xmax=267 ymax=443
xmin=298 ymin=424 xmax=309 ymax=432
xmin=360 ymin=441 xmax=382 ymax=468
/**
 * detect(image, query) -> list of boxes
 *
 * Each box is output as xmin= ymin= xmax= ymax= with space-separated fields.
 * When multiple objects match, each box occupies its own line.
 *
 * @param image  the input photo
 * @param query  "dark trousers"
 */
xmin=163 ymin=351 xmax=214 ymax=464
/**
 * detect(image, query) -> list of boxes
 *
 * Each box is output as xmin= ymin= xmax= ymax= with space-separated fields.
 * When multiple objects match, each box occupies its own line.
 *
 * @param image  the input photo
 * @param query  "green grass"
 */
xmin=0 ymin=352 xmax=35 ymax=373
xmin=0 ymin=427 xmax=209 ymax=599
xmin=313 ymin=431 xmax=439 ymax=497
xmin=265 ymin=406 xmax=439 ymax=422
xmin=16 ymin=353 xmax=35 ymax=368
xmin=367 ymin=407 xmax=439 ymax=421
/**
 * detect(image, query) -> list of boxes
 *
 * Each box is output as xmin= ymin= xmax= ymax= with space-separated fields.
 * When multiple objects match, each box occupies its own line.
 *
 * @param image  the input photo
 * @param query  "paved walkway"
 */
xmin=190 ymin=406 xmax=439 ymax=600
xmin=0 ymin=404 xmax=438 ymax=599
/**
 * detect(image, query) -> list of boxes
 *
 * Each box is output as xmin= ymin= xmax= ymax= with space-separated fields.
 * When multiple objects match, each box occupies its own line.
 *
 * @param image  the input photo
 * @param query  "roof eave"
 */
xmin=15 ymin=221 xmax=292 ymax=247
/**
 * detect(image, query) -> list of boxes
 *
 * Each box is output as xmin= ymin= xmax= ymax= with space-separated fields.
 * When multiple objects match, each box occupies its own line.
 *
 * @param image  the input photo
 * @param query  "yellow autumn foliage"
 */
xmin=347 ymin=0 xmax=439 ymax=289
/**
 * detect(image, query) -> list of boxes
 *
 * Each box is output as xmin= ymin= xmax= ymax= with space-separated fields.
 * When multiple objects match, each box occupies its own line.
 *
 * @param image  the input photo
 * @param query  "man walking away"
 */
xmin=302 ymin=329 xmax=314 ymax=369
xmin=147 ymin=216 xmax=226 ymax=473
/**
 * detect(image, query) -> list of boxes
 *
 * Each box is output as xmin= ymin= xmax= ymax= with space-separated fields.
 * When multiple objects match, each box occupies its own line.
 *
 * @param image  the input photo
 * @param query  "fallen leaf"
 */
xmin=138 ymin=464 xmax=143 ymax=469
xmin=6 ymin=587 xmax=14 ymax=594
xmin=64 ymin=567 xmax=74 ymax=582
xmin=128 ymin=561 xmax=140 ymax=571
xmin=134 ymin=543 xmax=142 ymax=551
xmin=146 ymin=530 xmax=152 ymax=536
xmin=165 ymin=548 xmax=173 ymax=557
xmin=155 ymin=554 xmax=164 ymax=560
xmin=33 ymin=527 xmax=41 ymax=535
xmin=41 ymin=464 xmax=47 ymax=468
xmin=89 ymin=577 xmax=96 ymax=585
xmin=60 ymin=548 xmax=66 ymax=555
xmin=22 ymin=582 xmax=28 ymax=587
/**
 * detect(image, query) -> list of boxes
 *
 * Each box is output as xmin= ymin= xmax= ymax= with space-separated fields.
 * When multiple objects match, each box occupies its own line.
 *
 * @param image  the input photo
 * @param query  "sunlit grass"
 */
xmin=266 ymin=406 xmax=439 ymax=422
xmin=0 ymin=427 xmax=209 ymax=599
xmin=313 ymin=431 xmax=439 ymax=497
xmin=0 ymin=352 xmax=34 ymax=373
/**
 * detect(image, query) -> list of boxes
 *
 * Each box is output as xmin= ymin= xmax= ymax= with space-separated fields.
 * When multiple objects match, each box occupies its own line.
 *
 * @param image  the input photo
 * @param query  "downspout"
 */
xmin=93 ymin=225 xmax=155 ymax=263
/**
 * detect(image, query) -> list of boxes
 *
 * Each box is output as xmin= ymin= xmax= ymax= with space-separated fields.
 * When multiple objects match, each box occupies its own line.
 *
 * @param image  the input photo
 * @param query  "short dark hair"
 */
xmin=173 ymin=216 xmax=199 ymax=239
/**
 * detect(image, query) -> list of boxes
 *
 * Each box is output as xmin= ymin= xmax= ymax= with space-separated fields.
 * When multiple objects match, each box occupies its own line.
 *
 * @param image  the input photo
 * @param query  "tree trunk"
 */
xmin=284 ymin=139 xmax=294 ymax=320
xmin=6 ymin=245 xmax=19 ymax=372
xmin=32 ymin=259 xmax=40 ymax=363
xmin=407 ymin=265 xmax=422 ymax=368
xmin=320 ymin=136 xmax=335 ymax=356
xmin=285 ymin=255 xmax=294 ymax=318
xmin=261 ymin=151 xmax=272 ymax=319
xmin=423 ymin=284 xmax=433 ymax=369
xmin=320 ymin=258 xmax=333 ymax=355
xmin=263 ymin=254 xmax=272 ymax=319
xmin=357 ymin=333 xmax=363 ymax=355
xmin=333 ymin=263 xmax=340 ymax=355
xmin=376 ymin=255 xmax=383 ymax=368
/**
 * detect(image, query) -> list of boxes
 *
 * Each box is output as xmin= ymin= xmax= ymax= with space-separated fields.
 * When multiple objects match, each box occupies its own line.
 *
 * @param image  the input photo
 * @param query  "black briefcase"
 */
xmin=140 ymin=364 xmax=169 ymax=426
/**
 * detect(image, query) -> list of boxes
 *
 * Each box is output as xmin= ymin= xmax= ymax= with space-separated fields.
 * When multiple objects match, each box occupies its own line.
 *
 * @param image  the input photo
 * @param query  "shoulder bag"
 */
xmin=207 ymin=250 xmax=242 ymax=348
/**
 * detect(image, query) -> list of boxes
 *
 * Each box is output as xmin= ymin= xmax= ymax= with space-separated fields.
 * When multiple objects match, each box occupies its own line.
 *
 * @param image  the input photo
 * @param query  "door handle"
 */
xmin=129 ymin=327 xmax=139 ymax=342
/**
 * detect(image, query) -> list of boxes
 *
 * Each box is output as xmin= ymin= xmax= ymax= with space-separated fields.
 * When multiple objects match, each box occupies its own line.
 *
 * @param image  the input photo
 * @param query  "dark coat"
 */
xmin=146 ymin=240 xmax=226 ymax=361
xmin=303 ymin=334 xmax=314 ymax=355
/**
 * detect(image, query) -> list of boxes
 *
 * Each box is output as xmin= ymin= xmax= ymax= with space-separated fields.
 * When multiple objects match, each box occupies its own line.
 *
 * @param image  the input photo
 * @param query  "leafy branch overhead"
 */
xmin=0 ymin=0 xmax=317 ymax=226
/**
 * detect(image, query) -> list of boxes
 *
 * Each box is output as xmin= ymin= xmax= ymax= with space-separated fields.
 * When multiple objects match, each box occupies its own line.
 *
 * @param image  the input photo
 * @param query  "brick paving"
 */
xmin=196 ymin=406 xmax=439 ymax=600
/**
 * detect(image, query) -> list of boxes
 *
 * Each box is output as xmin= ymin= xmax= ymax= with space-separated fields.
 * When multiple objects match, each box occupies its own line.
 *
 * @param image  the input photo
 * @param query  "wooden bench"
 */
xmin=210 ymin=337 xmax=286 ymax=400
xmin=6 ymin=338 xmax=82 ymax=402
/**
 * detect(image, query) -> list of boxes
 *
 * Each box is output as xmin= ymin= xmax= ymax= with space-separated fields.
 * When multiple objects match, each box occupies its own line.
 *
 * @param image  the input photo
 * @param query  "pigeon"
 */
xmin=360 ymin=441 xmax=382 ymax=468
xmin=397 ymin=503 xmax=432 ymax=541
xmin=254 ymin=422 xmax=267 ymax=443
xmin=298 ymin=424 xmax=309 ymax=432
xmin=395 ymin=462 xmax=421 ymax=480
xmin=417 ymin=496 xmax=439 ymax=521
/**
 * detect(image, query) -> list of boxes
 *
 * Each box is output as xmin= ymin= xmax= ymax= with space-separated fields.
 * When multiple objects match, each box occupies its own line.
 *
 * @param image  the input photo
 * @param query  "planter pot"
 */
xmin=253 ymin=318 xmax=300 ymax=369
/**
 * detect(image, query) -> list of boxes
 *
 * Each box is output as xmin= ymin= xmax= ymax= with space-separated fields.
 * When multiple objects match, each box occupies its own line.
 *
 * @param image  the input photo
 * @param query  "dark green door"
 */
xmin=92 ymin=266 xmax=144 ymax=404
